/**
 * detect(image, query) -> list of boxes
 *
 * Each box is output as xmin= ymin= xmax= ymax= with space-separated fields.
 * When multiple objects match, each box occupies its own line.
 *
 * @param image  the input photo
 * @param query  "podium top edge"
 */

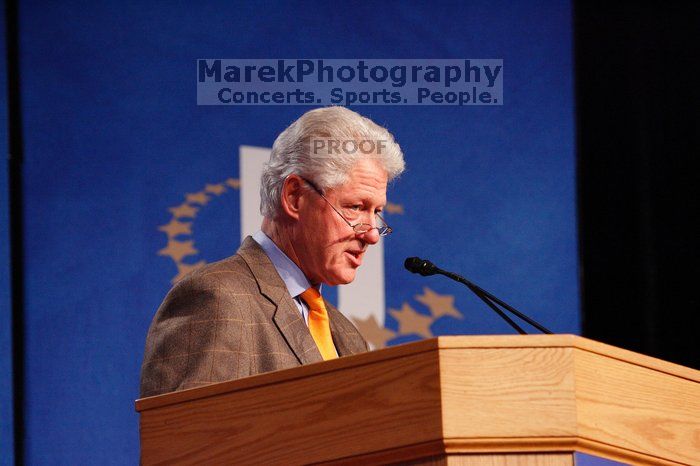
xmin=435 ymin=334 xmax=700 ymax=382
xmin=136 ymin=334 xmax=699 ymax=412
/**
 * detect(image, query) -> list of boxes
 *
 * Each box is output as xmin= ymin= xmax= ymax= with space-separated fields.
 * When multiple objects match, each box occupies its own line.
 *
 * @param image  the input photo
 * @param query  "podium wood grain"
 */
xmin=407 ymin=454 xmax=574 ymax=465
xmin=137 ymin=335 xmax=700 ymax=465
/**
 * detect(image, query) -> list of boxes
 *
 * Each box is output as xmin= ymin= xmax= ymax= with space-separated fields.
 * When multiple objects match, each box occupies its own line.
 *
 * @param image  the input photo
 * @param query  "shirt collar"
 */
xmin=252 ymin=230 xmax=318 ymax=298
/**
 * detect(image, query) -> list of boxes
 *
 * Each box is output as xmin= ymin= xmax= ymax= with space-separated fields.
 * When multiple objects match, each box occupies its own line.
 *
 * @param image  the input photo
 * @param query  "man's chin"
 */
xmin=326 ymin=269 xmax=357 ymax=286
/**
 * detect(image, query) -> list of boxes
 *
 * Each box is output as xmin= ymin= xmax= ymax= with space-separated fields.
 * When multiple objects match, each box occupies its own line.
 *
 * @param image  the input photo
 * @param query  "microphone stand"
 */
xmin=437 ymin=268 xmax=552 ymax=335
xmin=404 ymin=257 xmax=553 ymax=335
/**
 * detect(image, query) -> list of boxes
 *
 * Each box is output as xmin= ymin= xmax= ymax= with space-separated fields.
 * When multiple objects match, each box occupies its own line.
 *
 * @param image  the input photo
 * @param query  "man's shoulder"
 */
xmin=173 ymin=252 xmax=256 ymax=295
xmin=152 ymin=247 xmax=270 ymax=325
xmin=170 ymin=237 xmax=266 ymax=294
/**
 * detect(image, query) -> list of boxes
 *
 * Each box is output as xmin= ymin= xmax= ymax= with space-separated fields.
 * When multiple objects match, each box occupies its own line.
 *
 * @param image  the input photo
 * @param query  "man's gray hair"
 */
xmin=260 ymin=106 xmax=405 ymax=218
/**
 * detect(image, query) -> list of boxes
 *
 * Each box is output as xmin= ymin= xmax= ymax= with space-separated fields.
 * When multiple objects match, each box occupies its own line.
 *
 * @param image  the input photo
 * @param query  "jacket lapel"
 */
xmin=327 ymin=300 xmax=367 ymax=357
xmin=327 ymin=301 xmax=351 ymax=357
xmin=237 ymin=236 xmax=323 ymax=365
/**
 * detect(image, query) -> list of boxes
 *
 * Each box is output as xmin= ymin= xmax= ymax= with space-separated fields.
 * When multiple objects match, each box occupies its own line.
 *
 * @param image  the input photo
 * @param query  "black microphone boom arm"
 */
xmin=404 ymin=257 xmax=553 ymax=335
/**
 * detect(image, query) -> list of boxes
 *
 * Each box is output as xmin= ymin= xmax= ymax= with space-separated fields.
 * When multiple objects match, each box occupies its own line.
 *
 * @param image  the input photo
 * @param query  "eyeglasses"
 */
xmin=300 ymin=177 xmax=393 ymax=237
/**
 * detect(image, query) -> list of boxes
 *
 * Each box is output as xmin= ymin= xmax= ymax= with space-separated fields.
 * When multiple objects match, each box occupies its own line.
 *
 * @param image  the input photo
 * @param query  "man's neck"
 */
xmin=261 ymin=217 xmax=305 ymax=278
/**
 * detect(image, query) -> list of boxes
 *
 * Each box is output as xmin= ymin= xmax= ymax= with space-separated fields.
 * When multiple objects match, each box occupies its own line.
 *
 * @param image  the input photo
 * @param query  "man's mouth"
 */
xmin=345 ymin=249 xmax=365 ymax=267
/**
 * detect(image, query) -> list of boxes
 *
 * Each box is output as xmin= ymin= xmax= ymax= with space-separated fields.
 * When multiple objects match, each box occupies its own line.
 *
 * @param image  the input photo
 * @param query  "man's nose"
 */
xmin=360 ymin=227 xmax=381 ymax=244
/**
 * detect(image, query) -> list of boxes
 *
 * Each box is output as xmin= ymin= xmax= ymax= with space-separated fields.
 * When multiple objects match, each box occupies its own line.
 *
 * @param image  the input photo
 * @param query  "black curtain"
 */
xmin=575 ymin=1 xmax=699 ymax=369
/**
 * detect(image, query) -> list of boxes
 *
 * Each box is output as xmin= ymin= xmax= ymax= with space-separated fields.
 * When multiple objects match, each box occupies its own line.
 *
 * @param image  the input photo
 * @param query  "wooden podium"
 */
xmin=136 ymin=335 xmax=700 ymax=465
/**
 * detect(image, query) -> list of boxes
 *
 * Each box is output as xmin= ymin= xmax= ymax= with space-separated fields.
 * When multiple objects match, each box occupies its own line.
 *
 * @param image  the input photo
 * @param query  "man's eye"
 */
xmin=349 ymin=205 xmax=362 ymax=211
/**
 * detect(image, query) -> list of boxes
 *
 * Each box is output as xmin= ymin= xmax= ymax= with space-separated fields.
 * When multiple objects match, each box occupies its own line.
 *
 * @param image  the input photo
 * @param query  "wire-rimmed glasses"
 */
xmin=300 ymin=177 xmax=393 ymax=237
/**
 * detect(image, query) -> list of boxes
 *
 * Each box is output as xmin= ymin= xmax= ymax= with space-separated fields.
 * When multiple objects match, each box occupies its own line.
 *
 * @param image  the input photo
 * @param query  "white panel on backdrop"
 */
xmin=238 ymin=145 xmax=385 ymax=327
xmin=240 ymin=145 xmax=269 ymax=239
xmin=340 ymin=239 xmax=385 ymax=326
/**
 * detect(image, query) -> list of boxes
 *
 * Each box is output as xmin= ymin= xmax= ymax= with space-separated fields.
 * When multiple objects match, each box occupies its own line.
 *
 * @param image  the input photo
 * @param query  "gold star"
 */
xmin=158 ymin=219 xmax=192 ymax=238
xmin=169 ymin=203 xmax=199 ymax=218
xmin=185 ymin=192 xmax=210 ymax=205
xmin=226 ymin=178 xmax=241 ymax=189
xmin=415 ymin=287 xmax=463 ymax=319
xmin=385 ymin=202 xmax=404 ymax=214
xmin=389 ymin=303 xmax=434 ymax=338
xmin=205 ymin=183 xmax=227 ymax=195
xmin=158 ymin=239 xmax=198 ymax=262
xmin=172 ymin=260 xmax=206 ymax=283
xmin=351 ymin=315 xmax=396 ymax=349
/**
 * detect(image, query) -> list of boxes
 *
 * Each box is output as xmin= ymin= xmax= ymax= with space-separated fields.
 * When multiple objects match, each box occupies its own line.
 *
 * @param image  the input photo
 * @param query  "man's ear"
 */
xmin=280 ymin=175 xmax=305 ymax=220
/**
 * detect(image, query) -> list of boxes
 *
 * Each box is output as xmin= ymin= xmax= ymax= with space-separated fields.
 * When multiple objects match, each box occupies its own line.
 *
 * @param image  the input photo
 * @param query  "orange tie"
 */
xmin=299 ymin=288 xmax=338 ymax=360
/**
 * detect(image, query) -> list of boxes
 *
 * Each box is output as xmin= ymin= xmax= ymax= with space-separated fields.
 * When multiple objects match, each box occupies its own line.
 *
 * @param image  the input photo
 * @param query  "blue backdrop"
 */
xmin=3 ymin=0 xmax=576 ymax=463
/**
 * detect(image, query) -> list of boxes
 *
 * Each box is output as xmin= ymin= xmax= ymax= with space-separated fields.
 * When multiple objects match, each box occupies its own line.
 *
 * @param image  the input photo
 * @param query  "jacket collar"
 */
xmin=237 ymin=236 xmax=324 ymax=365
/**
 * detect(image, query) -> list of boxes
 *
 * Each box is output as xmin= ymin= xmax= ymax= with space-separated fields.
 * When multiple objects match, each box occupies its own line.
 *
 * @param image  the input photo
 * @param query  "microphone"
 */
xmin=404 ymin=257 xmax=553 ymax=335
xmin=404 ymin=257 xmax=438 ymax=276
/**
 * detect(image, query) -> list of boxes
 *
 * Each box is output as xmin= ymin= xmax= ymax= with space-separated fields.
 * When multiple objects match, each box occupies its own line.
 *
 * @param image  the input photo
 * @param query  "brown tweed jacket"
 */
xmin=139 ymin=236 xmax=369 ymax=397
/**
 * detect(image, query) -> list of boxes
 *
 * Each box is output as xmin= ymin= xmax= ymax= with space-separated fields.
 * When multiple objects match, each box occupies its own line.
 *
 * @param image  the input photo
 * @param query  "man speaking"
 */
xmin=140 ymin=107 xmax=405 ymax=397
